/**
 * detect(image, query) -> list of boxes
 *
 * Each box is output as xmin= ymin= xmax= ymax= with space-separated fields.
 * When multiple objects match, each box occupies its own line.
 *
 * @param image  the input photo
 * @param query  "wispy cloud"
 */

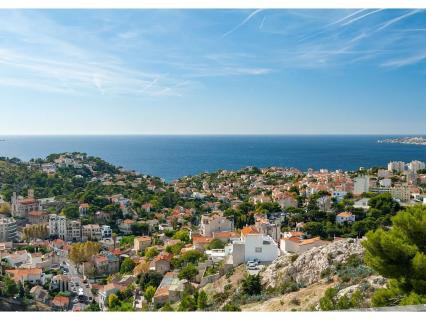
xmin=341 ymin=9 xmax=384 ymax=26
xmin=222 ymin=9 xmax=263 ymax=38
xmin=381 ymin=52 xmax=426 ymax=68
xmin=377 ymin=9 xmax=422 ymax=31
xmin=328 ymin=9 xmax=368 ymax=26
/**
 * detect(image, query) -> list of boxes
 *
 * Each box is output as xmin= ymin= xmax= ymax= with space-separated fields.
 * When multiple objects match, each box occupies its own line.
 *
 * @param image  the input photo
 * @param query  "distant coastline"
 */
xmin=378 ymin=137 xmax=426 ymax=146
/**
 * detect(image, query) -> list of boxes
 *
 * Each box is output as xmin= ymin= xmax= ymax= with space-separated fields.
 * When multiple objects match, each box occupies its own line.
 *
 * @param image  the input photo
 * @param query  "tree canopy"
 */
xmin=362 ymin=205 xmax=426 ymax=306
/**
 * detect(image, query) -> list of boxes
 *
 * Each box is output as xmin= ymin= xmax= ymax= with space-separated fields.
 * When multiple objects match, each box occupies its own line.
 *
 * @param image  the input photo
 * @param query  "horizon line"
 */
xmin=1 ymin=133 xmax=426 ymax=137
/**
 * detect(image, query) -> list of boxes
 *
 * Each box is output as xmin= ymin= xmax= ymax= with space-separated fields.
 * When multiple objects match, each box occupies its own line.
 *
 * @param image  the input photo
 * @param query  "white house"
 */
xmin=225 ymin=226 xmax=279 ymax=266
xmin=336 ymin=212 xmax=356 ymax=224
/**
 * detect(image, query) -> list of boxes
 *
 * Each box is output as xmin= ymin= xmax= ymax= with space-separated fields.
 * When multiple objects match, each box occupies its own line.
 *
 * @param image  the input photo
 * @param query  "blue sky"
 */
xmin=0 ymin=9 xmax=426 ymax=135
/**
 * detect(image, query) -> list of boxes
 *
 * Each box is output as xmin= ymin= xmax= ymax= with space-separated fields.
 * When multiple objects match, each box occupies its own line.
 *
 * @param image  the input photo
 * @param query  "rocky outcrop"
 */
xmin=262 ymin=239 xmax=365 ymax=288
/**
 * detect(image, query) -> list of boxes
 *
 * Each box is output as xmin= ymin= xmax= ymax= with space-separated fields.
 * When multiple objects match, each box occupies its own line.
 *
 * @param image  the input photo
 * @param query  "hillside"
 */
xmin=213 ymin=239 xmax=387 ymax=311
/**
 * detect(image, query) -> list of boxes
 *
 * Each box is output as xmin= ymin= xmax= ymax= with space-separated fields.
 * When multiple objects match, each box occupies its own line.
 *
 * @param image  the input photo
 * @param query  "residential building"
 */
xmin=0 ymin=217 xmax=17 ymax=242
xmin=6 ymin=268 xmax=42 ymax=284
xmin=408 ymin=160 xmax=425 ymax=172
xmin=118 ymin=219 xmax=134 ymax=235
xmin=83 ymin=252 xmax=119 ymax=277
xmin=2 ymin=250 xmax=31 ymax=267
xmin=149 ymin=252 xmax=172 ymax=275
xmin=49 ymin=214 xmax=81 ymax=242
xmin=353 ymin=176 xmax=370 ymax=195
xmin=28 ymin=211 xmax=49 ymax=225
xmin=11 ymin=190 xmax=41 ymax=218
xmin=225 ymin=226 xmax=279 ymax=266
xmin=390 ymin=185 xmax=411 ymax=202
xmin=98 ymin=282 xmax=125 ymax=310
xmin=30 ymin=285 xmax=49 ymax=304
xmin=336 ymin=212 xmax=356 ymax=224
xmin=379 ymin=178 xmax=392 ymax=188
xmin=79 ymin=203 xmax=90 ymax=216
xmin=152 ymin=271 xmax=187 ymax=305
xmin=133 ymin=236 xmax=152 ymax=252
xmin=388 ymin=161 xmax=406 ymax=173
xmin=254 ymin=217 xmax=281 ymax=244
xmin=101 ymin=225 xmax=112 ymax=239
xmin=332 ymin=191 xmax=348 ymax=201
xmin=353 ymin=198 xmax=370 ymax=210
xmin=200 ymin=213 xmax=234 ymax=237
xmin=51 ymin=296 xmax=69 ymax=311
xmin=82 ymin=224 xmax=102 ymax=241
xmin=66 ymin=220 xmax=81 ymax=242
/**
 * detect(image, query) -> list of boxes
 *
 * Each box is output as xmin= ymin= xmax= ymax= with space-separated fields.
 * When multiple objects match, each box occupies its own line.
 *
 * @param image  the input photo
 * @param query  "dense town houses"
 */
xmin=1 ymin=152 xmax=426 ymax=311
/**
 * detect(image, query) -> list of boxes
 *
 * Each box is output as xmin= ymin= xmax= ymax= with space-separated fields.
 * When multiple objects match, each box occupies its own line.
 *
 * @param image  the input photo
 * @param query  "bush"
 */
xmin=222 ymin=303 xmax=241 ymax=311
xmin=241 ymin=274 xmax=262 ymax=296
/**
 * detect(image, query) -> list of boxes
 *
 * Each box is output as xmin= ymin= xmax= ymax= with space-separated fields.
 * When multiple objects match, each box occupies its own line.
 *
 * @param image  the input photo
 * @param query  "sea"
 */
xmin=0 ymin=135 xmax=426 ymax=182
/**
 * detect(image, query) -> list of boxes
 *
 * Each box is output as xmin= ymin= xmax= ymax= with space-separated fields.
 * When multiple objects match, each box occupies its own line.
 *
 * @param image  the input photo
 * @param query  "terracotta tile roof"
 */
xmin=192 ymin=235 xmax=213 ymax=245
xmin=28 ymin=211 xmax=46 ymax=217
xmin=154 ymin=287 xmax=169 ymax=298
xmin=213 ymin=231 xmax=238 ymax=239
xmin=6 ymin=268 xmax=42 ymax=282
xmin=135 ymin=236 xmax=152 ymax=242
xmin=241 ymin=226 xmax=260 ymax=236
xmin=337 ymin=211 xmax=353 ymax=217
xmin=52 ymin=296 xmax=69 ymax=307
xmin=19 ymin=198 xmax=37 ymax=205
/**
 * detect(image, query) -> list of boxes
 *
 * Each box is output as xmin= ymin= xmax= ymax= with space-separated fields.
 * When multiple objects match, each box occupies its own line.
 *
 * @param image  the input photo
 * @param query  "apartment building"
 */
xmin=200 ymin=213 xmax=234 ymax=237
xmin=0 ymin=217 xmax=18 ymax=242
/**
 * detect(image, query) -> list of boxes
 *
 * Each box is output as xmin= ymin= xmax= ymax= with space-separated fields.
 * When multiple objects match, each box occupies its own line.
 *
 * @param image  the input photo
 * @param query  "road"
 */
xmin=59 ymin=258 xmax=94 ymax=310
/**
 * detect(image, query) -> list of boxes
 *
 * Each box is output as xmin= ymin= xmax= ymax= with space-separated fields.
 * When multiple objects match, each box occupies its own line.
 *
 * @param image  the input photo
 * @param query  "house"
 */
xmin=79 ymin=203 xmax=90 ymax=216
xmin=101 ymin=225 xmax=112 ymax=239
xmin=51 ymin=295 xmax=69 ymax=311
xmin=353 ymin=198 xmax=370 ymax=210
xmin=152 ymin=272 xmax=188 ymax=305
xmin=200 ymin=214 xmax=234 ymax=237
xmin=98 ymin=282 xmax=125 ymax=310
xmin=191 ymin=234 xmax=213 ymax=250
xmin=30 ymin=285 xmax=49 ymax=304
xmin=2 ymin=250 xmax=31 ymax=267
xmin=336 ymin=212 xmax=356 ymax=224
xmin=149 ymin=253 xmax=172 ymax=275
xmin=6 ymin=268 xmax=43 ymax=284
xmin=280 ymin=236 xmax=329 ymax=254
xmin=118 ymin=219 xmax=134 ymax=235
xmin=83 ymin=252 xmax=120 ymax=277
xmin=212 ymin=231 xmax=239 ymax=243
xmin=133 ymin=236 xmax=152 ymax=252
xmin=225 ymin=226 xmax=279 ymax=266
xmin=255 ymin=217 xmax=281 ymax=244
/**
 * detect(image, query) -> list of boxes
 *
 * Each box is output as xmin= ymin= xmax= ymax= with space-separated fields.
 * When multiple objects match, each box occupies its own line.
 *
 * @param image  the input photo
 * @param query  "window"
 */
xmin=255 ymin=247 xmax=262 ymax=253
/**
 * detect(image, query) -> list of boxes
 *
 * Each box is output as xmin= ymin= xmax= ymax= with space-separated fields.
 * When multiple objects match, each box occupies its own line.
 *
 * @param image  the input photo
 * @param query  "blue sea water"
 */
xmin=0 ymin=135 xmax=426 ymax=182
